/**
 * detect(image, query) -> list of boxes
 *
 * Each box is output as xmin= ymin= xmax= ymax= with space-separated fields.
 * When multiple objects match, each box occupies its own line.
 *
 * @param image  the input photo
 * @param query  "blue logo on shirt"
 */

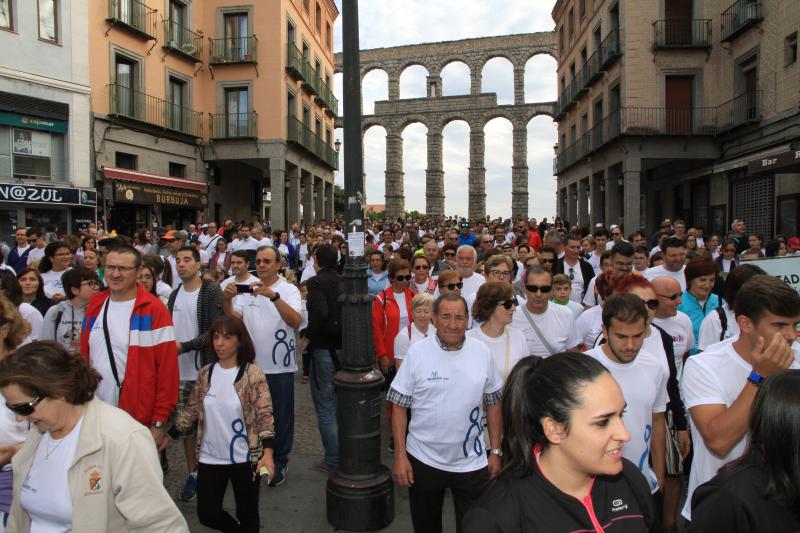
xmin=229 ymin=418 xmax=251 ymax=464
xmin=272 ymin=329 xmax=296 ymax=367
xmin=462 ymin=406 xmax=484 ymax=458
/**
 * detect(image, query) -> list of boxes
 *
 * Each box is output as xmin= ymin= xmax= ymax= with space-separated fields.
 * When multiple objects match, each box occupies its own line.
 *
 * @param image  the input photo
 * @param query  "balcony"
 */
xmin=209 ymin=36 xmax=257 ymax=65
xmin=287 ymin=117 xmax=338 ymax=169
xmin=284 ymin=44 xmax=338 ymax=114
xmin=286 ymin=43 xmax=305 ymax=80
xmin=106 ymin=0 xmax=157 ymax=39
xmin=108 ymin=82 xmax=202 ymax=137
xmin=209 ymin=112 xmax=258 ymax=139
xmin=622 ymin=106 xmax=719 ymax=135
xmin=316 ymin=77 xmax=339 ymax=117
xmin=162 ymin=20 xmax=203 ymax=62
xmin=716 ymin=91 xmax=762 ymax=132
xmin=555 ymin=81 xmax=578 ymax=118
xmin=653 ymin=19 xmax=712 ymax=50
xmin=583 ymin=50 xmax=604 ymax=88
xmin=600 ymin=30 xmax=622 ymax=68
xmin=721 ymin=1 xmax=763 ymax=42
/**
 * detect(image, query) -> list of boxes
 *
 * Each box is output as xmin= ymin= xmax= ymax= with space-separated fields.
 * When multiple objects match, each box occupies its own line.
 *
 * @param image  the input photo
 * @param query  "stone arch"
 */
xmin=439 ymin=113 xmax=473 ymax=132
xmin=524 ymin=53 xmax=558 ymax=104
xmin=526 ymin=114 xmax=558 ymax=220
xmin=440 ymin=60 xmax=471 ymax=97
xmin=362 ymin=117 xmax=386 ymax=134
xmin=481 ymin=56 xmax=515 ymax=105
xmin=399 ymin=115 xmax=431 ymax=132
xmin=441 ymin=119 xmax=471 ymax=217
xmin=362 ymin=124 xmax=388 ymax=212
xmin=399 ymin=64 xmax=429 ymax=99
xmin=361 ymin=68 xmax=389 ymax=115
xmin=400 ymin=121 xmax=429 ymax=214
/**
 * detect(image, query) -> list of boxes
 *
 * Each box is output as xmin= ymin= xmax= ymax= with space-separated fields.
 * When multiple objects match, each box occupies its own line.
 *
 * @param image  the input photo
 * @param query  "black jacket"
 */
xmin=306 ymin=266 xmax=343 ymax=350
xmin=690 ymin=455 xmax=800 ymax=533
xmin=167 ymin=279 xmax=223 ymax=368
xmin=464 ymin=458 xmax=657 ymax=533
xmin=554 ymin=257 xmax=595 ymax=299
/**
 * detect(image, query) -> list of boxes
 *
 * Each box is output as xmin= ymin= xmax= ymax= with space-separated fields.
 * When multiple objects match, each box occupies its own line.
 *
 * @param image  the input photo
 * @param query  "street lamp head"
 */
xmin=335 ymin=139 xmax=341 ymax=152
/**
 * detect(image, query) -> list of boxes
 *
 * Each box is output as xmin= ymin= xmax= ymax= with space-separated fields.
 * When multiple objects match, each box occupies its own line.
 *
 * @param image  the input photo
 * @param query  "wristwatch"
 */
xmin=269 ymin=292 xmax=281 ymax=302
xmin=489 ymin=448 xmax=503 ymax=457
xmin=747 ymin=370 xmax=763 ymax=387
xmin=151 ymin=421 xmax=165 ymax=429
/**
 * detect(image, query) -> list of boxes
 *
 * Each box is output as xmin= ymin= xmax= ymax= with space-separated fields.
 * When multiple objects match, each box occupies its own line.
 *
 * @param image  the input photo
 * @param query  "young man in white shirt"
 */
xmin=223 ymin=245 xmax=301 ymax=487
xmin=644 ymin=237 xmax=687 ymax=292
xmin=680 ymin=275 xmax=800 ymax=522
xmin=584 ymin=293 xmax=668 ymax=507
xmin=220 ymin=250 xmax=259 ymax=307
xmin=587 ymin=228 xmax=609 ymax=275
xmin=511 ymin=265 xmax=577 ymax=357
xmin=554 ymin=233 xmax=594 ymax=304
xmin=25 ymin=229 xmax=46 ymax=266
xmin=696 ymin=263 xmax=763 ymax=351
xmin=651 ymin=277 xmax=694 ymax=379
xmin=389 ymin=293 xmax=503 ymax=533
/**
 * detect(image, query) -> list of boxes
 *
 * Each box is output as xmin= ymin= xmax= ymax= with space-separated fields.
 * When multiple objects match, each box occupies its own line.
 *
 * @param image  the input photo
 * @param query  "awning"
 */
xmin=103 ymin=166 xmax=207 ymax=192
xmin=746 ymin=148 xmax=800 ymax=175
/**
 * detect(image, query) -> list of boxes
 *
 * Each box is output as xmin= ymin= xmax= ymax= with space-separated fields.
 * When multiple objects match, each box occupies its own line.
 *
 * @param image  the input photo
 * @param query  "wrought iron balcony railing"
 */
xmin=286 ymin=43 xmax=306 ymax=80
xmin=600 ymin=29 xmax=622 ymax=68
xmin=209 ymin=36 xmax=257 ymax=64
xmin=716 ymin=91 xmax=762 ymax=132
xmin=653 ymin=19 xmax=712 ymax=49
xmin=106 ymin=0 xmax=157 ymax=39
xmin=209 ymin=112 xmax=258 ymax=139
xmin=108 ymin=82 xmax=202 ymax=137
xmin=287 ymin=117 xmax=338 ymax=169
xmin=162 ymin=19 xmax=203 ymax=62
xmin=721 ymin=1 xmax=763 ymax=42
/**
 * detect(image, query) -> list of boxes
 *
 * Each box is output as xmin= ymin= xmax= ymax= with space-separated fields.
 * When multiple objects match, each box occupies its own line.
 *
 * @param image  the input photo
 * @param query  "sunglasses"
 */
xmin=657 ymin=292 xmax=682 ymax=301
xmin=443 ymin=282 xmax=464 ymax=290
xmin=540 ymin=258 xmax=554 ymax=264
xmin=444 ymin=252 xmax=456 ymax=257
xmin=525 ymin=284 xmax=552 ymax=294
xmin=498 ymin=298 xmax=519 ymax=309
xmin=394 ymin=275 xmax=413 ymax=282
xmin=568 ymin=267 xmax=575 ymax=281
xmin=7 ymin=396 xmax=43 ymax=416
xmin=413 ymin=265 xmax=428 ymax=270
xmin=641 ymin=299 xmax=659 ymax=310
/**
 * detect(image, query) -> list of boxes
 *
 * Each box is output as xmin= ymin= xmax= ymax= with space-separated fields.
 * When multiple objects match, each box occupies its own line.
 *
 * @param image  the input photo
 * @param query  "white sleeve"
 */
xmin=484 ymin=352 xmax=504 ymax=395
xmin=38 ymin=305 xmax=58 ymax=341
xmin=681 ymin=357 xmax=728 ymax=409
xmin=573 ymin=311 xmax=590 ymax=348
xmin=582 ymin=279 xmax=597 ymax=306
xmin=653 ymin=367 xmax=668 ymax=413
xmin=389 ymin=349 xmax=414 ymax=396
xmin=282 ymin=284 xmax=302 ymax=314
xmin=697 ymin=312 xmax=721 ymax=351
xmin=23 ymin=306 xmax=44 ymax=342
xmin=393 ymin=330 xmax=410 ymax=361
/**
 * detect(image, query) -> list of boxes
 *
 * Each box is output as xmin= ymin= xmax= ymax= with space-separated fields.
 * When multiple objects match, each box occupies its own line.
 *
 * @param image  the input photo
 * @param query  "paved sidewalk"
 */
xmin=164 ymin=372 xmax=456 ymax=532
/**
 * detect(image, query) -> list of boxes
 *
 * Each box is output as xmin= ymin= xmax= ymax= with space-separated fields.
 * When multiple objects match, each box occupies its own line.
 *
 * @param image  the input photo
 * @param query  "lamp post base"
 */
xmin=326 ymin=466 xmax=394 ymax=531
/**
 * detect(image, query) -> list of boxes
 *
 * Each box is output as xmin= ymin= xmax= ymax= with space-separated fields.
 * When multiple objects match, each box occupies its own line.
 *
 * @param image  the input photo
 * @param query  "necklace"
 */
xmin=45 ymin=434 xmax=66 ymax=460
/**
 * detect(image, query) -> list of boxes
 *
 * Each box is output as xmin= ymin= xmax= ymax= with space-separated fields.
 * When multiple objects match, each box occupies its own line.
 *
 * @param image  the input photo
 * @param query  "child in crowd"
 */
xmin=551 ymin=274 xmax=584 ymax=319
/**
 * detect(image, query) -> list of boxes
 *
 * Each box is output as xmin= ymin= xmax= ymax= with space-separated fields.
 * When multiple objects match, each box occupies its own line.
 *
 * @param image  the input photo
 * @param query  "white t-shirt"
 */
xmin=554 ymin=299 xmax=584 ymax=320
xmin=233 ymin=278 xmax=301 ymax=374
xmin=389 ymin=335 xmax=503 ymax=473
xmin=394 ymin=290 xmax=409 ymax=331
xmin=166 ymin=255 xmax=180 ymax=289
xmin=561 ymin=259 xmax=584 ymax=304
xmin=572 ymin=304 xmax=603 ymax=348
xmin=18 ymin=303 xmax=43 ymax=345
xmin=644 ymin=265 xmax=686 ymax=292
xmin=511 ymin=301 xmax=576 ymax=357
xmin=19 ymin=417 xmax=84 ymax=533
xmin=221 ymin=274 xmax=260 ymax=309
xmin=89 ymin=298 xmax=135 ymax=406
xmin=582 ymin=276 xmax=601 ymax=307
xmin=0 ymin=390 xmax=28 ymax=448
xmin=173 ymin=285 xmax=201 ymax=381
xmin=39 ymin=300 xmax=84 ymax=350
xmin=300 ymin=262 xmax=317 ymax=283
xmin=697 ymin=304 xmax=738 ymax=351
xmin=460 ymin=273 xmax=486 ymax=299
xmin=394 ymin=323 xmax=435 ymax=361
xmin=652 ymin=312 xmax=695 ymax=379
xmin=587 ymin=252 xmax=603 ymax=276
xmin=466 ymin=326 xmax=528 ymax=380
xmin=41 ymin=269 xmax=70 ymax=299
xmin=26 ymin=247 xmax=45 ymax=265
xmin=679 ymin=338 xmax=800 ymax=520
xmin=199 ymin=365 xmax=250 ymax=465
xmin=719 ymin=258 xmax=734 ymax=273
xmin=156 ymin=280 xmax=173 ymax=299
xmin=585 ymin=346 xmax=667 ymax=493
xmin=377 ymin=242 xmax=399 ymax=252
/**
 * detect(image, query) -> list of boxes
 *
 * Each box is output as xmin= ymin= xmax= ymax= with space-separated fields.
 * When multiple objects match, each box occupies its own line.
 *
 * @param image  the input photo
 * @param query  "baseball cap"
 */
xmin=201 ymin=224 xmax=208 ymax=229
xmin=788 ymin=237 xmax=800 ymax=250
xmin=162 ymin=229 xmax=188 ymax=241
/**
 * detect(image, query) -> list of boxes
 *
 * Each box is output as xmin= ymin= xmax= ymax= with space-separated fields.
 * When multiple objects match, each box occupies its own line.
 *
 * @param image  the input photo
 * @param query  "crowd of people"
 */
xmin=0 ymin=213 xmax=797 ymax=532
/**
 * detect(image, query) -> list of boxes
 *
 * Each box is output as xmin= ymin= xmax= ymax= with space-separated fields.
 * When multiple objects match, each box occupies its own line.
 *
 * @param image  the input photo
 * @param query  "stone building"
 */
xmin=90 ymin=0 xmax=338 ymax=235
xmin=553 ymin=0 xmax=800 ymax=239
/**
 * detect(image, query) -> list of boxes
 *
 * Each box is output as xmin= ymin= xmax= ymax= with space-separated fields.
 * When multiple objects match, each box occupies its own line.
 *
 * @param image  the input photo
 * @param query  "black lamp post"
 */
xmin=326 ymin=0 xmax=395 ymax=530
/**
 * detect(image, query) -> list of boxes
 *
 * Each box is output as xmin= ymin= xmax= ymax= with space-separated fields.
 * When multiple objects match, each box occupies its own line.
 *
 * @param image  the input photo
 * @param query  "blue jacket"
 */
xmin=679 ymin=290 xmax=723 ymax=354
xmin=368 ymin=269 xmax=389 ymax=297
xmin=458 ymin=233 xmax=477 ymax=247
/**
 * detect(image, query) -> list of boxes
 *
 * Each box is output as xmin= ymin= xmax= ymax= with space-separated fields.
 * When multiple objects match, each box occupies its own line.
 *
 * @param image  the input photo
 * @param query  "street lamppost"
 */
xmin=326 ymin=0 xmax=395 ymax=530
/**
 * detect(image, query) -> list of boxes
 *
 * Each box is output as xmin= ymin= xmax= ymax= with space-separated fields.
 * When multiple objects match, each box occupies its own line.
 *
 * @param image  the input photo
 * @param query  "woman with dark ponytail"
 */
xmin=464 ymin=352 xmax=658 ymax=532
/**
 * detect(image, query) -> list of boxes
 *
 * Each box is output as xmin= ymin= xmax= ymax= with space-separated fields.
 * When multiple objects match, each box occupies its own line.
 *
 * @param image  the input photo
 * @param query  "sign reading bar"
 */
xmin=114 ymin=182 xmax=207 ymax=208
xmin=0 ymin=183 xmax=96 ymax=206
xmin=741 ymin=256 xmax=800 ymax=294
xmin=746 ymin=150 xmax=800 ymax=175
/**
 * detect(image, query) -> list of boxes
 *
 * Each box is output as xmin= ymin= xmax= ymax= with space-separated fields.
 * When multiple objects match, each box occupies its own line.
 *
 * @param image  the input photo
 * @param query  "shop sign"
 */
xmin=12 ymin=129 xmax=51 ymax=156
xmin=0 ymin=112 xmax=68 ymax=133
xmin=741 ymin=256 xmax=800 ymax=294
xmin=746 ymin=150 xmax=800 ymax=175
xmin=114 ymin=182 xmax=207 ymax=208
xmin=0 ymin=183 xmax=96 ymax=206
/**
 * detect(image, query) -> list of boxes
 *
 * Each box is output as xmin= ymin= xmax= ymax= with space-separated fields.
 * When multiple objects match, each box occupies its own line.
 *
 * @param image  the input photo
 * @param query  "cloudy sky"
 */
xmin=331 ymin=1 xmax=558 ymax=220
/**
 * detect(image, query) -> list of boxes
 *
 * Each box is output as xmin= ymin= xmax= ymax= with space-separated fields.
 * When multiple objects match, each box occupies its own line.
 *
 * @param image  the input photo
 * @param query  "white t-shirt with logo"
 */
xmin=394 ymin=323 xmax=435 ymax=361
xmin=199 ymin=365 xmax=250 ymax=465
xmin=679 ymin=337 xmax=800 ymax=520
xmin=19 ymin=417 xmax=83 ymax=532
xmin=389 ymin=335 xmax=503 ymax=473
xmin=510 ymin=301 xmax=576 ymax=357
xmin=466 ymin=326 xmax=528 ymax=380
xmin=234 ymin=278 xmax=301 ymax=374
xmin=173 ymin=285 xmax=201 ymax=381
xmin=561 ymin=259 xmax=584 ymax=304
xmin=41 ymin=269 xmax=70 ymax=299
xmin=644 ymin=265 xmax=686 ymax=292
xmin=26 ymin=247 xmax=45 ymax=266
xmin=572 ymin=303 xmax=603 ymax=348
xmin=697 ymin=304 xmax=737 ymax=351
xmin=89 ymin=298 xmax=135 ymax=406
xmin=587 ymin=252 xmax=603 ymax=276
xmin=652 ymin=312 xmax=695 ymax=379
xmin=585 ymin=346 xmax=667 ymax=494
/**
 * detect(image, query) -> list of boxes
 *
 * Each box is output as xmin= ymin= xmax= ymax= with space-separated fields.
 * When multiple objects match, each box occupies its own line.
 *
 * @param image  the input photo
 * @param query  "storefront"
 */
xmin=746 ymin=148 xmax=800 ymax=238
xmin=0 ymin=183 xmax=97 ymax=247
xmin=101 ymin=167 xmax=207 ymax=236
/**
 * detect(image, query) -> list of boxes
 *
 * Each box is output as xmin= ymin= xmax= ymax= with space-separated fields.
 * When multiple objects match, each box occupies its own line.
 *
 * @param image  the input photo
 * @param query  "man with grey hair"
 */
xmin=436 ymin=245 xmax=485 ymax=299
xmin=730 ymin=218 xmax=748 ymax=254
xmin=543 ymin=230 xmax=564 ymax=259
xmin=423 ymin=238 xmax=450 ymax=279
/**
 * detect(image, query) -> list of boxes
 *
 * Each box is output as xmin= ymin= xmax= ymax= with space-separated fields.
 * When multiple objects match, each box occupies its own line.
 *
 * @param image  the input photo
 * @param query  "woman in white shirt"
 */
xmin=410 ymin=255 xmax=437 ymax=295
xmin=36 ymin=241 xmax=73 ymax=302
xmin=394 ymin=293 xmax=436 ymax=369
xmin=0 ymin=271 xmax=42 ymax=345
xmin=466 ymin=282 xmax=528 ymax=380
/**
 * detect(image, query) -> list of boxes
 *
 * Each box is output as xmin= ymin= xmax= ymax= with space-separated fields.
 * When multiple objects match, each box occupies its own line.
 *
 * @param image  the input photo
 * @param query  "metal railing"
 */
xmin=316 ymin=76 xmax=339 ymax=115
xmin=721 ymin=1 xmax=763 ymax=42
xmin=286 ymin=43 xmax=306 ymax=79
xmin=600 ymin=30 xmax=622 ymax=68
xmin=162 ymin=19 xmax=203 ymax=61
xmin=209 ymin=112 xmax=258 ymax=138
xmin=622 ymin=106 xmax=719 ymax=135
xmin=716 ymin=91 xmax=762 ymax=132
xmin=209 ymin=36 xmax=257 ymax=64
xmin=653 ymin=19 xmax=712 ymax=49
xmin=106 ymin=0 xmax=157 ymax=38
xmin=583 ymin=49 xmax=604 ymax=88
xmin=287 ymin=117 xmax=338 ymax=169
xmin=108 ymin=82 xmax=202 ymax=137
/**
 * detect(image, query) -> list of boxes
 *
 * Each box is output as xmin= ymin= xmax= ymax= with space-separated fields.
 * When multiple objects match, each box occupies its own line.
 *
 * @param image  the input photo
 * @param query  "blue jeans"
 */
xmin=310 ymin=349 xmax=339 ymax=467
xmin=265 ymin=372 xmax=294 ymax=472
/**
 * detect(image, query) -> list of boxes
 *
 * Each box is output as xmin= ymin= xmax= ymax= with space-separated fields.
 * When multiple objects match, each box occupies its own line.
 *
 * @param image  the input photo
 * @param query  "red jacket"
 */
xmin=372 ymin=288 xmax=415 ymax=364
xmin=80 ymin=285 xmax=179 ymax=426
xmin=528 ymin=231 xmax=543 ymax=252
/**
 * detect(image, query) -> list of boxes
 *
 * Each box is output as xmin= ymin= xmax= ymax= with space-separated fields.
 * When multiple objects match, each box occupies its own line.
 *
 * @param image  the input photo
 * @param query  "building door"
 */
xmin=225 ymin=87 xmax=249 ymax=137
xmin=665 ymin=0 xmax=692 ymax=45
xmin=115 ymin=58 xmax=138 ymax=118
xmin=224 ymin=13 xmax=248 ymax=60
xmin=665 ymin=76 xmax=693 ymax=134
xmin=744 ymin=67 xmax=757 ymax=120
xmin=168 ymin=77 xmax=185 ymax=132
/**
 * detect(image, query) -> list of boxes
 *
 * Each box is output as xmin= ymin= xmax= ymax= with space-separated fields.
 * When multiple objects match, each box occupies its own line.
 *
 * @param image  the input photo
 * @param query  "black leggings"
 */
xmin=196 ymin=462 xmax=260 ymax=533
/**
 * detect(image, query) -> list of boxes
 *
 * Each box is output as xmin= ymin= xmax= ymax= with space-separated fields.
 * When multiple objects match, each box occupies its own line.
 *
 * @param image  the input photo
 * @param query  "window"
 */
xmin=302 ymin=41 xmax=309 ymax=60
xmin=315 ymin=58 xmax=321 ymax=74
xmin=0 ymin=0 xmax=13 ymax=31
xmin=786 ymin=33 xmax=798 ymax=66
xmin=287 ymin=20 xmax=295 ymax=45
xmin=224 ymin=13 xmax=249 ymax=61
xmin=224 ymin=87 xmax=249 ymax=136
xmin=114 ymin=55 xmax=140 ymax=117
xmin=169 ymin=162 xmax=186 ymax=178
xmin=315 ymin=115 xmax=322 ymax=135
xmin=303 ymin=0 xmax=309 ymax=13
xmin=302 ymin=105 xmax=310 ymax=126
xmin=167 ymin=76 xmax=187 ymax=131
xmin=579 ymin=0 xmax=586 ymax=19
xmin=167 ymin=0 xmax=186 ymax=46
xmin=326 ymin=22 xmax=332 ymax=50
xmin=568 ymin=8 xmax=574 ymax=38
xmin=37 ymin=0 xmax=57 ymax=42
xmin=12 ymin=129 xmax=53 ymax=179
xmin=115 ymin=152 xmax=138 ymax=170
xmin=558 ymin=26 xmax=564 ymax=52
xmin=315 ymin=2 xmax=321 ymax=33
xmin=287 ymin=90 xmax=296 ymax=118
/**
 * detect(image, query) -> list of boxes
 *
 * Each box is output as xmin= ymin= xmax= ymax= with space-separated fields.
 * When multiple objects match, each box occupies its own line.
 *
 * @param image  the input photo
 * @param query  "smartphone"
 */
xmin=235 ymin=284 xmax=253 ymax=294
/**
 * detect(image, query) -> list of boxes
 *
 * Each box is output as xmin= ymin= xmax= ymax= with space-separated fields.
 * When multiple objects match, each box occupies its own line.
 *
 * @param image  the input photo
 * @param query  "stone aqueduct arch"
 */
xmin=334 ymin=32 xmax=558 ymax=220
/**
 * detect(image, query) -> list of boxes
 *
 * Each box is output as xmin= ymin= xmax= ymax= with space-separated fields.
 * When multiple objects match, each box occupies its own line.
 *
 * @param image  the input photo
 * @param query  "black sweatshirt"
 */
xmin=464 ymin=458 xmax=658 ymax=533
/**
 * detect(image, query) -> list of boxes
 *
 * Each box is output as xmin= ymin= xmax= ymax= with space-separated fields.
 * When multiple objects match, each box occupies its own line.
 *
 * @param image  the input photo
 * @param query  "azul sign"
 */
xmin=0 ymin=184 xmax=96 ymax=206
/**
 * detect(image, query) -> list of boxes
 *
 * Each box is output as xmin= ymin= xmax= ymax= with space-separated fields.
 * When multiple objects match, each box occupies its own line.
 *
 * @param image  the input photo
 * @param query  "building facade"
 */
xmin=0 ymin=0 xmax=96 ymax=243
xmin=89 ymin=0 xmax=338 ymax=235
xmin=552 ymin=0 xmax=800 ymax=239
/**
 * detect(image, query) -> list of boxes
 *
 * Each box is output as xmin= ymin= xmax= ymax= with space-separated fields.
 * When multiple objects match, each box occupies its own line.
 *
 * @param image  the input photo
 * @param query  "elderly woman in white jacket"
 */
xmin=0 ymin=341 xmax=188 ymax=533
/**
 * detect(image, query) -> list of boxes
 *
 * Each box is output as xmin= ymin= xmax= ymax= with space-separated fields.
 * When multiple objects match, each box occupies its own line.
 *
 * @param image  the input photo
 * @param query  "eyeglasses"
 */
xmin=614 ymin=260 xmax=634 ymax=270
xmin=81 ymin=280 xmax=100 ymax=289
xmin=443 ymin=282 xmax=464 ymax=290
xmin=497 ymin=298 xmax=519 ymax=309
xmin=540 ymin=258 xmax=554 ymax=264
xmin=488 ymin=269 xmax=511 ymax=278
xmin=413 ymin=265 xmax=428 ymax=270
xmin=525 ymin=284 xmax=552 ymax=294
xmin=612 ymin=232 xmax=622 ymax=236
xmin=641 ymin=299 xmax=659 ymax=310
xmin=105 ymin=265 xmax=137 ymax=273
xmin=6 ymin=396 xmax=43 ymax=416
xmin=394 ymin=275 xmax=413 ymax=282
xmin=657 ymin=292 xmax=682 ymax=301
